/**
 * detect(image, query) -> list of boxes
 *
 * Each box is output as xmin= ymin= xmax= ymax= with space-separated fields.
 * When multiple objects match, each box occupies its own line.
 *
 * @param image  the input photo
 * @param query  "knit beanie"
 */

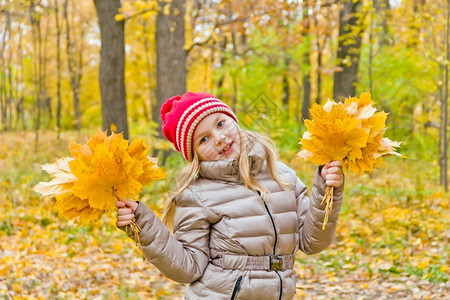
xmin=160 ymin=92 xmax=238 ymax=161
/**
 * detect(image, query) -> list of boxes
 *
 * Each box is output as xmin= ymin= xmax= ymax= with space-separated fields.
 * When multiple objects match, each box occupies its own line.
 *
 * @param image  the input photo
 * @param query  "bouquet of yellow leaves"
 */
xmin=298 ymin=92 xmax=402 ymax=229
xmin=34 ymin=131 xmax=166 ymax=255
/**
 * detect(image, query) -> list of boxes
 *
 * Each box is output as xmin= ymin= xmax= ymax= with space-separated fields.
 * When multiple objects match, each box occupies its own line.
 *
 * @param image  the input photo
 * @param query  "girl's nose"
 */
xmin=213 ymin=132 xmax=226 ymax=145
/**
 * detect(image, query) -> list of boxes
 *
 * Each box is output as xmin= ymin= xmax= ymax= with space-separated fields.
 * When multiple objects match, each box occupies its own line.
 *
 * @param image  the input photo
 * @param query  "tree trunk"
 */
xmin=15 ymin=28 xmax=24 ymax=130
xmin=42 ymin=17 xmax=51 ymax=129
xmin=374 ymin=0 xmax=391 ymax=46
xmin=65 ymin=0 xmax=84 ymax=133
xmin=217 ymin=36 xmax=228 ymax=100
xmin=301 ymin=72 xmax=311 ymax=121
xmin=229 ymin=2 xmax=238 ymax=111
xmin=0 ymin=9 xmax=10 ymax=131
xmin=94 ymin=0 xmax=128 ymax=139
xmin=381 ymin=0 xmax=391 ymax=46
xmin=441 ymin=0 xmax=449 ymax=191
xmin=29 ymin=0 xmax=42 ymax=152
xmin=154 ymin=0 xmax=187 ymax=139
xmin=301 ymin=1 xmax=311 ymax=122
xmin=368 ymin=12 xmax=374 ymax=93
xmin=316 ymin=50 xmax=322 ymax=104
xmin=142 ymin=20 xmax=153 ymax=123
xmin=333 ymin=0 xmax=363 ymax=101
xmin=7 ymin=64 xmax=13 ymax=131
xmin=6 ymin=14 xmax=13 ymax=131
xmin=282 ymin=55 xmax=291 ymax=109
xmin=439 ymin=63 xmax=443 ymax=185
xmin=231 ymin=71 xmax=238 ymax=111
xmin=55 ymin=0 xmax=62 ymax=138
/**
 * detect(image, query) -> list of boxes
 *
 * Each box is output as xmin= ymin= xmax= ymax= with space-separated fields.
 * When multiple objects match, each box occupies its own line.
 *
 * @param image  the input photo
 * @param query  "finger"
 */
xmin=118 ymin=208 xmax=133 ymax=215
xmin=326 ymin=173 xmax=342 ymax=181
xmin=327 ymin=166 xmax=343 ymax=175
xmin=115 ymin=200 xmax=126 ymax=208
xmin=124 ymin=200 xmax=138 ymax=212
xmin=117 ymin=220 xmax=132 ymax=227
xmin=325 ymin=176 xmax=344 ymax=187
xmin=326 ymin=179 xmax=343 ymax=188
xmin=117 ymin=214 xmax=135 ymax=221
xmin=328 ymin=161 xmax=342 ymax=168
xmin=322 ymin=163 xmax=331 ymax=171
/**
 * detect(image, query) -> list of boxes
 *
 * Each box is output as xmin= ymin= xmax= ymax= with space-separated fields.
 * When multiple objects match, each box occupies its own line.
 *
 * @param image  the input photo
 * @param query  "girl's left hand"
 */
xmin=116 ymin=198 xmax=138 ymax=227
xmin=320 ymin=161 xmax=344 ymax=188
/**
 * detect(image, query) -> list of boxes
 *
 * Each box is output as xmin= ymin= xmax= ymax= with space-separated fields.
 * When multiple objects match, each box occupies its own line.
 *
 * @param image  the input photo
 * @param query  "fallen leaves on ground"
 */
xmin=1 ymin=131 xmax=448 ymax=299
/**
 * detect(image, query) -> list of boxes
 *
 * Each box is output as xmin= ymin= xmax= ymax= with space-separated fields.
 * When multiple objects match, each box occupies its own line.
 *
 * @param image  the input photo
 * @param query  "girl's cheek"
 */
xmin=199 ymin=144 xmax=215 ymax=158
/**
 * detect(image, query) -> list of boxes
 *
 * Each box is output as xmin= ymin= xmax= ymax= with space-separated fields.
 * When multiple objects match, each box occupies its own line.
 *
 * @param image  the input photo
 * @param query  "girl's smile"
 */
xmin=193 ymin=113 xmax=241 ymax=161
xmin=220 ymin=142 xmax=233 ymax=154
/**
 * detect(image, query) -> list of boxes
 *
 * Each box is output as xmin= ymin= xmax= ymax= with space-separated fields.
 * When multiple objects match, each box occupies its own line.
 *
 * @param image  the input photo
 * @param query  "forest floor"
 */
xmin=1 ymin=131 xmax=449 ymax=299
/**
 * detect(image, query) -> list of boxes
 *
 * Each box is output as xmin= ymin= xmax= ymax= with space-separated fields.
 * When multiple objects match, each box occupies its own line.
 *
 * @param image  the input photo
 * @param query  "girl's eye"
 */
xmin=217 ymin=120 xmax=225 ymax=127
xmin=200 ymin=136 xmax=208 ymax=144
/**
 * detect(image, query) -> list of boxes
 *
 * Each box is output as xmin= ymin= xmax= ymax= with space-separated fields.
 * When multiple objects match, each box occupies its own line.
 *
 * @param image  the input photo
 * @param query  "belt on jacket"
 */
xmin=212 ymin=254 xmax=295 ymax=271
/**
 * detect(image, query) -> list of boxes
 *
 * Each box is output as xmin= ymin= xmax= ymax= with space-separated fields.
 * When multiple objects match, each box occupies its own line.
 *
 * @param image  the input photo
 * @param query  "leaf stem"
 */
xmin=321 ymin=186 xmax=334 ymax=230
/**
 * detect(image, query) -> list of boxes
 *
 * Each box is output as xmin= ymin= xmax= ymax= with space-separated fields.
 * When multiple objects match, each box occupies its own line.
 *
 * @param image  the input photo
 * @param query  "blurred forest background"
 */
xmin=1 ymin=0 xmax=449 ymax=299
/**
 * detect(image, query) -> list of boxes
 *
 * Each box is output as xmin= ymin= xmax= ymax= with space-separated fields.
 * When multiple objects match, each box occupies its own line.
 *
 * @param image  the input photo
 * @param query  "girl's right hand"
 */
xmin=115 ymin=198 xmax=138 ymax=227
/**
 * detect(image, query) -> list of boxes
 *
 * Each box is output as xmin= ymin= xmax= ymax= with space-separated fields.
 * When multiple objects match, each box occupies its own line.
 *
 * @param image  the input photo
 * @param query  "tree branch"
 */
xmin=185 ymin=35 xmax=213 ymax=54
xmin=122 ymin=8 xmax=157 ymax=22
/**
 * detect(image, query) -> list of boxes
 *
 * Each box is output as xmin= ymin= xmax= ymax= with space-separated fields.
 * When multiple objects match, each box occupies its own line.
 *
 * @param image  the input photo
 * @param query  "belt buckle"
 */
xmin=270 ymin=255 xmax=283 ymax=271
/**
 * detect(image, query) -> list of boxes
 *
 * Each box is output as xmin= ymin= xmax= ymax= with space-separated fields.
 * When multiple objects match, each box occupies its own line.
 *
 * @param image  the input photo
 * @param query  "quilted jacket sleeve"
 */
xmin=296 ymin=169 xmax=344 ymax=255
xmin=118 ymin=187 xmax=215 ymax=284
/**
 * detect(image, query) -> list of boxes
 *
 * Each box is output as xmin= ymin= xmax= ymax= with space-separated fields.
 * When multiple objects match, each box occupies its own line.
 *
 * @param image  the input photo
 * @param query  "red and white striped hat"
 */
xmin=160 ymin=92 xmax=238 ymax=161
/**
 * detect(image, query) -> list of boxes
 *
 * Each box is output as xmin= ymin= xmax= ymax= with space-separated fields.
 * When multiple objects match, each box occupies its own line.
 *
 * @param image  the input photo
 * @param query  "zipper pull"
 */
xmin=257 ymin=190 xmax=267 ymax=202
xmin=256 ymin=190 xmax=263 ymax=202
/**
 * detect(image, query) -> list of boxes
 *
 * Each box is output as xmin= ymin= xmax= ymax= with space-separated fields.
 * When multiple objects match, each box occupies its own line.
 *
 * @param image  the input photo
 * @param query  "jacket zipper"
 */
xmin=275 ymin=271 xmax=282 ymax=300
xmin=258 ymin=191 xmax=278 ymax=255
xmin=263 ymin=201 xmax=278 ymax=254
xmin=259 ymin=191 xmax=282 ymax=300
xmin=230 ymin=275 xmax=243 ymax=300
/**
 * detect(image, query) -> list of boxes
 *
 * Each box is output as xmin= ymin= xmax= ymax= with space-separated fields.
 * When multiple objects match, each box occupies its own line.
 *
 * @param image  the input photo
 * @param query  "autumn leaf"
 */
xmin=299 ymin=92 xmax=402 ymax=175
xmin=298 ymin=92 xmax=402 ymax=229
xmin=298 ymin=101 xmax=369 ymax=166
xmin=34 ymin=157 xmax=77 ymax=197
xmin=34 ymin=131 xmax=166 ymax=224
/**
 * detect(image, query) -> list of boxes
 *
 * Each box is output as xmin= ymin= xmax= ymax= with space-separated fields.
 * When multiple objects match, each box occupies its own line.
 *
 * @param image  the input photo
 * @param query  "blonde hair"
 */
xmin=162 ymin=129 xmax=292 ymax=231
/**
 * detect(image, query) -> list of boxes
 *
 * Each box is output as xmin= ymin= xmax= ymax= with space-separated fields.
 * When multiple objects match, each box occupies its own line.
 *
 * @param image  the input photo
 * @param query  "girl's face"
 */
xmin=193 ymin=113 xmax=241 ymax=161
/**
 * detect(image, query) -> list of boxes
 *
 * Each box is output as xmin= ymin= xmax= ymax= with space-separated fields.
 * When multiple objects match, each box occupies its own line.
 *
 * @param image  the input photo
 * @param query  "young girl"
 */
xmin=116 ymin=92 xmax=344 ymax=299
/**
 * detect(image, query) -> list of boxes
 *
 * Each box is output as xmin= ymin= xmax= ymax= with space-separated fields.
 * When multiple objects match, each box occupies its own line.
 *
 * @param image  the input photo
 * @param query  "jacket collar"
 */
xmin=198 ymin=142 xmax=266 ymax=182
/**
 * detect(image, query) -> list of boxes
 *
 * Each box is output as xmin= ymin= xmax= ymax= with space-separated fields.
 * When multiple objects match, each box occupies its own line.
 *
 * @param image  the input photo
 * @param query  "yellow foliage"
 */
xmin=298 ymin=92 xmax=402 ymax=175
xmin=114 ymin=14 xmax=124 ymax=22
xmin=34 ymin=131 xmax=166 ymax=224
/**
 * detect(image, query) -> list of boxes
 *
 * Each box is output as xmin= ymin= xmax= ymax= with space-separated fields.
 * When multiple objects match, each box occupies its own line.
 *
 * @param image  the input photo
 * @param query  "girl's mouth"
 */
xmin=220 ymin=142 xmax=233 ymax=155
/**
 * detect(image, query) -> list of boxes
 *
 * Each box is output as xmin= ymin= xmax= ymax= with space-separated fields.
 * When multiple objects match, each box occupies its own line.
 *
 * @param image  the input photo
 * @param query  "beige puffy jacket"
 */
xmin=121 ymin=144 xmax=344 ymax=299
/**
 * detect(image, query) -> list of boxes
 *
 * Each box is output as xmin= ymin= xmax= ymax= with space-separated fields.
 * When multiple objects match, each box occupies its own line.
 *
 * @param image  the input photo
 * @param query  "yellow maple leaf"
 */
xmin=35 ymin=130 xmax=166 ymax=225
xmin=68 ymin=142 xmax=92 ymax=167
xmin=299 ymin=101 xmax=369 ymax=165
xmin=34 ymin=158 xmax=77 ymax=196
xmin=138 ymin=157 xmax=166 ymax=185
xmin=53 ymin=195 xmax=103 ymax=225
xmin=299 ymin=94 xmax=401 ymax=174
xmin=127 ymin=138 xmax=166 ymax=185
xmin=70 ymin=133 xmax=152 ymax=210
xmin=298 ymin=92 xmax=402 ymax=229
